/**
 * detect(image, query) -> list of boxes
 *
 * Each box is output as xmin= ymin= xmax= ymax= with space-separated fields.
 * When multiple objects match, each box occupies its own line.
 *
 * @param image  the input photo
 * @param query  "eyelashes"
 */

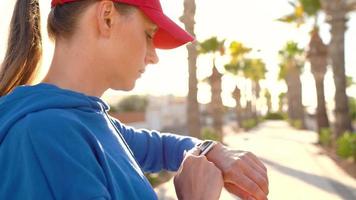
xmin=145 ymin=31 xmax=153 ymax=40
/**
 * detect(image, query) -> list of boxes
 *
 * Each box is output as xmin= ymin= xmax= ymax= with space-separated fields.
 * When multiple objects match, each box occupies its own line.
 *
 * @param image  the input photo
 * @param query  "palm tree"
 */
xmin=232 ymin=86 xmax=242 ymax=128
xmin=279 ymin=0 xmax=329 ymax=133
xmin=308 ymin=29 xmax=330 ymax=132
xmin=209 ymin=66 xmax=223 ymax=141
xmin=241 ymin=58 xmax=267 ymax=120
xmin=264 ymin=89 xmax=272 ymax=113
xmin=198 ymin=37 xmax=225 ymax=141
xmin=320 ymin=0 xmax=355 ymax=137
xmin=279 ymin=41 xmax=305 ymax=128
xmin=180 ymin=0 xmax=201 ymax=139
xmin=278 ymin=92 xmax=287 ymax=113
xmin=224 ymin=41 xmax=251 ymax=127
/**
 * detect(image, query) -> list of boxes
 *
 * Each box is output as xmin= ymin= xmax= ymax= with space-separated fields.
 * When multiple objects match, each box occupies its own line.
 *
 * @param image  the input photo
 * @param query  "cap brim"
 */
xmin=140 ymin=7 xmax=195 ymax=49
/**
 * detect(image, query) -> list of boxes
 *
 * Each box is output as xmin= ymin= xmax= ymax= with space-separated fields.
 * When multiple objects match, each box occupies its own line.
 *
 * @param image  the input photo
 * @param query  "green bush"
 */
xmin=319 ymin=128 xmax=332 ymax=147
xmin=115 ymin=95 xmax=148 ymax=112
xmin=257 ymin=116 xmax=265 ymax=123
xmin=349 ymin=97 xmax=356 ymax=121
xmin=242 ymin=119 xmax=258 ymax=130
xmin=145 ymin=173 xmax=160 ymax=187
xmin=145 ymin=171 xmax=175 ymax=188
xmin=336 ymin=131 xmax=356 ymax=160
xmin=201 ymin=127 xmax=220 ymax=141
xmin=288 ymin=119 xmax=303 ymax=129
xmin=264 ymin=112 xmax=286 ymax=120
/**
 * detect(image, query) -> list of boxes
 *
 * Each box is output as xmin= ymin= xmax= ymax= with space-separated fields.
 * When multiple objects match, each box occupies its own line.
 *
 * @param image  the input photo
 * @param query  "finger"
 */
xmin=246 ymin=153 xmax=268 ymax=173
xmin=246 ymin=196 xmax=258 ymax=200
xmin=243 ymin=155 xmax=268 ymax=178
xmin=224 ymin=182 xmax=249 ymax=199
xmin=242 ymin=156 xmax=269 ymax=187
xmin=239 ymin=159 xmax=269 ymax=195
xmin=185 ymin=147 xmax=200 ymax=156
xmin=247 ymin=154 xmax=269 ymax=186
xmin=183 ymin=148 xmax=200 ymax=161
xmin=225 ymin=172 xmax=267 ymax=200
xmin=181 ymin=148 xmax=201 ymax=168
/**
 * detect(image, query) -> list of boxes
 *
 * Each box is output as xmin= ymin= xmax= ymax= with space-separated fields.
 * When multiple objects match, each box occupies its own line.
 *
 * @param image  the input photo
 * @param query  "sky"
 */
xmin=0 ymin=0 xmax=356 ymax=109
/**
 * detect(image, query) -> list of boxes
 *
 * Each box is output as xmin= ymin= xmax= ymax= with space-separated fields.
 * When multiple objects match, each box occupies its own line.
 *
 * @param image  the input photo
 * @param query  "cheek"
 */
xmin=128 ymin=34 xmax=146 ymax=60
xmin=106 ymin=24 xmax=147 ymax=82
xmin=124 ymin=24 xmax=147 ymax=56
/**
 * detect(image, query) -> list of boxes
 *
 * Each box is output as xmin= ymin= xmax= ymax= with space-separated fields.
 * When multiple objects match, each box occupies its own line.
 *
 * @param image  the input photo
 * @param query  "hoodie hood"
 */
xmin=0 ymin=83 xmax=110 ymax=145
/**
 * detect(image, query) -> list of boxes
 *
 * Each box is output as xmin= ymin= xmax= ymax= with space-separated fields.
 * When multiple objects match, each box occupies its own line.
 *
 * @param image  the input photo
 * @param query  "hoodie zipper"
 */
xmin=101 ymin=105 xmax=160 ymax=199
xmin=102 ymin=107 xmax=135 ymax=158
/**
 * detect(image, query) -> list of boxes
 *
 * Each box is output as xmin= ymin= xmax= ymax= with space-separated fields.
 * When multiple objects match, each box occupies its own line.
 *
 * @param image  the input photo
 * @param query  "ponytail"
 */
xmin=0 ymin=0 xmax=42 ymax=96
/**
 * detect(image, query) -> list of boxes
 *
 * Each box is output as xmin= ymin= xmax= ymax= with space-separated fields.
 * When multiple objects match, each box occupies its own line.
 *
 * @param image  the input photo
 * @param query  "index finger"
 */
xmin=225 ymin=172 xmax=267 ymax=200
xmin=246 ymin=152 xmax=267 ymax=173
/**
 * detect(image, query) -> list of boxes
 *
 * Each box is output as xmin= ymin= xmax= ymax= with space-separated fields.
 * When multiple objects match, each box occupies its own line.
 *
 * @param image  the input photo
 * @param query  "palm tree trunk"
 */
xmin=210 ymin=60 xmax=223 ymax=141
xmin=246 ymin=100 xmax=253 ymax=120
xmin=233 ymin=86 xmax=242 ymax=128
xmin=278 ymin=93 xmax=286 ymax=113
xmin=308 ymin=29 xmax=330 ymax=133
xmin=323 ymin=0 xmax=353 ymax=137
xmin=286 ymin=61 xmax=305 ymax=128
xmin=253 ymin=81 xmax=260 ymax=121
xmin=286 ymin=79 xmax=295 ymax=119
xmin=314 ymin=77 xmax=329 ymax=130
xmin=265 ymin=90 xmax=272 ymax=113
xmin=180 ymin=0 xmax=201 ymax=138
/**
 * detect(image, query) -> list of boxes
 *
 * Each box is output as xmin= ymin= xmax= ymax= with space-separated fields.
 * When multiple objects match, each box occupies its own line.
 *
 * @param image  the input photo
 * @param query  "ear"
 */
xmin=96 ymin=0 xmax=118 ymax=37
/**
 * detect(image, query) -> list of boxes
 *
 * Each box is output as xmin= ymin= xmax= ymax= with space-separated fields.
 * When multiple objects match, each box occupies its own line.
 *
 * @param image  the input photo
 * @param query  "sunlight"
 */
xmin=0 ymin=0 xmax=355 ymax=107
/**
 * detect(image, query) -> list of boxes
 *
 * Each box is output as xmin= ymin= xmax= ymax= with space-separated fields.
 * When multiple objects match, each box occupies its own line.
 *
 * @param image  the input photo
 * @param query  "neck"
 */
xmin=42 ymin=40 xmax=108 ymax=97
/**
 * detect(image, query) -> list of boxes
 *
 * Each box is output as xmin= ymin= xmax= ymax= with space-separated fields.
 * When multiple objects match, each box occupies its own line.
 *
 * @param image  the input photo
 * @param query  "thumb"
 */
xmin=184 ymin=147 xmax=200 ymax=157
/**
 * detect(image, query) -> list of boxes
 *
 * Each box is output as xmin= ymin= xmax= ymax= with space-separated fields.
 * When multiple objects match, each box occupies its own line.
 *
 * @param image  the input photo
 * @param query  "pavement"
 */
xmin=155 ymin=120 xmax=356 ymax=200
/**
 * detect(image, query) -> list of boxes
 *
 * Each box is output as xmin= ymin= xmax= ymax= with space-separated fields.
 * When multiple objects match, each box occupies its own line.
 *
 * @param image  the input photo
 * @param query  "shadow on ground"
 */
xmin=261 ymin=158 xmax=356 ymax=200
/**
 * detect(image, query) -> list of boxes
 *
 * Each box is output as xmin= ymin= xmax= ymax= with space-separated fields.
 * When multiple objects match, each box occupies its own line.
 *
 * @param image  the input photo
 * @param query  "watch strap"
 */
xmin=197 ymin=140 xmax=217 ymax=156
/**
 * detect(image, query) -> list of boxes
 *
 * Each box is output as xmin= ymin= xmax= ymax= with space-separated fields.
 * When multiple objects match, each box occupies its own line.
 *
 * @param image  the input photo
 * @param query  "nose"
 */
xmin=145 ymin=46 xmax=159 ymax=65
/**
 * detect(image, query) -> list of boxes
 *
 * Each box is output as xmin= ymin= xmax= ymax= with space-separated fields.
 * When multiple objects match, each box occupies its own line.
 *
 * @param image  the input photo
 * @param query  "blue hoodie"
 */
xmin=0 ymin=83 xmax=200 ymax=200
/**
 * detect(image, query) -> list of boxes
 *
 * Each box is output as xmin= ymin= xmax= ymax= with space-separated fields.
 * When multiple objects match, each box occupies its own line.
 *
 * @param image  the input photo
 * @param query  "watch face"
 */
xmin=198 ymin=141 xmax=216 ymax=156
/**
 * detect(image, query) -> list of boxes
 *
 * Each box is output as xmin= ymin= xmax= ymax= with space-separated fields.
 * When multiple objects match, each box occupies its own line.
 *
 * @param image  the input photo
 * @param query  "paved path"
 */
xmin=155 ymin=120 xmax=356 ymax=200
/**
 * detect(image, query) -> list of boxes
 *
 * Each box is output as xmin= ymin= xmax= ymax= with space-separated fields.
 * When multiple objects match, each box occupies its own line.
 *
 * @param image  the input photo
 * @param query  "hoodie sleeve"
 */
xmin=0 ymin=112 xmax=111 ymax=200
xmin=110 ymin=117 xmax=201 ymax=172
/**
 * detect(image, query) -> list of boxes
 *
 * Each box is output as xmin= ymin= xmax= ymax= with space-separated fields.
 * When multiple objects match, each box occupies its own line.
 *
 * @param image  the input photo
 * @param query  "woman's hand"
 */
xmin=174 ymin=149 xmax=224 ymax=200
xmin=206 ymin=143 xmax=269 ymax=200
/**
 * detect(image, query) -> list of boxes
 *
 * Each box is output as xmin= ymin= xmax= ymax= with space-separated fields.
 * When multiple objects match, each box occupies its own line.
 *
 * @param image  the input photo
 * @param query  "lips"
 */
xmin=139 ymin=69 xmax=145 ymax=74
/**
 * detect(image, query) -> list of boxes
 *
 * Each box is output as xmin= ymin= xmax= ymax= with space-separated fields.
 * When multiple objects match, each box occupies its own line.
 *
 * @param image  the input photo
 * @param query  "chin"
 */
xmin=110 ymin=81 xmax=136 ymax=91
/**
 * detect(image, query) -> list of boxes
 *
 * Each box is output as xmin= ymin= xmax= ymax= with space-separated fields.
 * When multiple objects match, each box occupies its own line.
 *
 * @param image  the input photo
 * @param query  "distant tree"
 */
xmin=264 ymin=89 xmax=272 ymax=113
xmin=346 ymin=76 xmax=355 ymax=88
xmin=232 ymin=86 xmax=242 ymax=128
xmin=279 ymin=0 xmax=329 ymax=132
xmin=115 ymin=95 xmax=148 ymax=112
xmin=224 ymin=41 xmax=251 ymax=127
xmin=241 ymin=58 xmax=267 ymax=120
xmin=278 ymin=92 xmax=287 ymax=113
xmin=198 ymin=37 xmax=225 ymax=141
xmin=180 ymin=0 xmax=201 ymax=139
xmin=321 ymin=0 xmax=355 ymax=136
xmin=349 ymin=97 xmax=356 ymax=121
xmin=278 ymin=41 xmax=305 ymax=128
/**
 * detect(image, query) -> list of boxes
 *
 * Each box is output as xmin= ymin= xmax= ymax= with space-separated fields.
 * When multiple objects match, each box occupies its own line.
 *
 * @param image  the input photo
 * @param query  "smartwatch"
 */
xmin=196 ymin=140 xmax=217 ymax=156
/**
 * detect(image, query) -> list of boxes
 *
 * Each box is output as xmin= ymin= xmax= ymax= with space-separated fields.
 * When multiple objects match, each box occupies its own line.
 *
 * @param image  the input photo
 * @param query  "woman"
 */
xmin=0 ymin=0 xmax=269 ymax=199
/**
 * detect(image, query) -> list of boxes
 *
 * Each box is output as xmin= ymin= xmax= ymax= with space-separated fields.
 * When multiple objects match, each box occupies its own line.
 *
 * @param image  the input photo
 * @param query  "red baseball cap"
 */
xmin=51 ymin=0 xmax=195 ymax=49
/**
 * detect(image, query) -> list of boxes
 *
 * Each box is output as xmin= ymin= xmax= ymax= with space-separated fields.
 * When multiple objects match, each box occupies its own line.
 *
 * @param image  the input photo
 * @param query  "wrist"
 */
xmin=196 ymin=140 xmax=217 ymax=156
xmin=205 ymin=142 xmax=226 ymax=168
